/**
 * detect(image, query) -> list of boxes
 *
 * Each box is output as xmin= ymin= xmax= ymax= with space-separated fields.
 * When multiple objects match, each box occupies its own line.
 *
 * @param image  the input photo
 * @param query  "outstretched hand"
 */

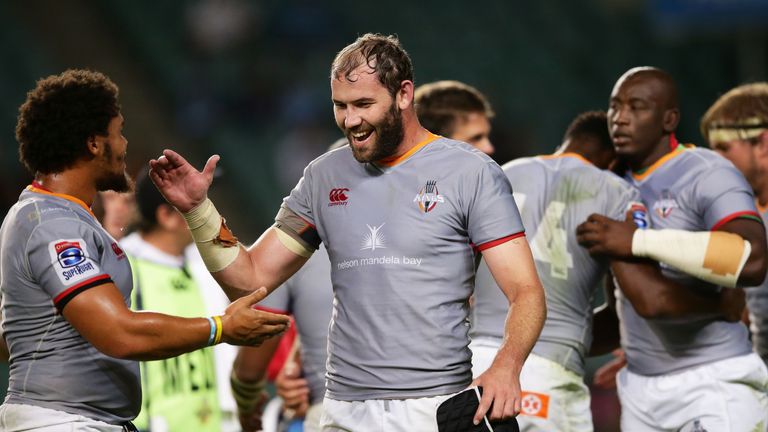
xmin=148 ymin=149 xmax=219 ymax=213
xmin=221 ymin=288 xmax=291 ymax=346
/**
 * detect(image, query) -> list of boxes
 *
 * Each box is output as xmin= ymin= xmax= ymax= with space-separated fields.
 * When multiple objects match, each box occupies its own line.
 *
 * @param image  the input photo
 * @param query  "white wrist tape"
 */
xmin=183 ymin=198 xmax=241 ymax=272
xmin=632 ymin=229 xmax=751 ymax=288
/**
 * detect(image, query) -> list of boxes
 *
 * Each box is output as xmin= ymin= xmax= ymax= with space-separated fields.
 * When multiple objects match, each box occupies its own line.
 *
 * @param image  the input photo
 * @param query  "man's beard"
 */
xmin=349 ymin=103 xmax=404 ymax=163
xmin=95 ymin=142 xmax=133 ymax=193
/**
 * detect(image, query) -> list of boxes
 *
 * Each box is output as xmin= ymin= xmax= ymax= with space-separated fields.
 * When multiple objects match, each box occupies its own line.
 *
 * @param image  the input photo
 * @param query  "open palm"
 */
xmin=148 ymin=149 xmax=219 ymax=212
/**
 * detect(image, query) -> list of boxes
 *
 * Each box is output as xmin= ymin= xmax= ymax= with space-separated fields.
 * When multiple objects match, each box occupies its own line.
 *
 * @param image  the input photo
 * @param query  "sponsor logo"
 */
xmin=653 ymin=190 xmax=678 ymax=218
xmin=48 ymin=238 xmax=100 ymax=286
xmin=328 ymin=188 xmax=349 ymax=207
xmin=629 ymin=202 xmax=650 ymax=229
xmin=55 ymin=241 xmax=85 ymax=268
xmin=361 ymin=223 xmax=386 ymax=251
xmin=520 ymin=391 xmax=549 ymax=419
xmin=111 ymin=242 xmax=126 ymax=259
xmin=413 ymin=180 xmax=444 ymax=213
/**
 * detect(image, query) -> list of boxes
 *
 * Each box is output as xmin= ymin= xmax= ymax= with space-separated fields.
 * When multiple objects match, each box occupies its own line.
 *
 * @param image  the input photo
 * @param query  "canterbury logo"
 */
xmin=328 ymin=188 xmax=349 ymax=206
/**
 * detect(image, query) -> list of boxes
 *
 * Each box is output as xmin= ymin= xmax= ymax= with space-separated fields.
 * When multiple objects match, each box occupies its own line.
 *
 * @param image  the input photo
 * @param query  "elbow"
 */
xmin=632 ymin=297 xmax=669 ymax=320
xmin=739 ymin=252 xmax=767 ymax=287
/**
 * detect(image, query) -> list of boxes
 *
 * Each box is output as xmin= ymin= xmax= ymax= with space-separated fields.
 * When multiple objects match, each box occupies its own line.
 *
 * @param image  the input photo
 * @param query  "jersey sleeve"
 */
xmin=694 ymin=165 xmax=761 ymax=229
xmin=26 ymin=219 xmax=113 ymax=312
xmin=283 ymin=163 xmax=316 ymax=227
xmin=465 ymin=161 xmax=526 ymax=250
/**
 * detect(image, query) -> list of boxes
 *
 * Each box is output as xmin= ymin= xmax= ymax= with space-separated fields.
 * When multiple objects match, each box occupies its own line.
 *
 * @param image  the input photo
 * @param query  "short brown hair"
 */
xmin=331 ymin=33 xmax=413 ymax=97
xmin=700 ymin=82 xmax=768 ymax=142
xmin=415 ymin=80 xmax=494 ymax=137
xmin=16 ymin=69 xmax=120 ymax=175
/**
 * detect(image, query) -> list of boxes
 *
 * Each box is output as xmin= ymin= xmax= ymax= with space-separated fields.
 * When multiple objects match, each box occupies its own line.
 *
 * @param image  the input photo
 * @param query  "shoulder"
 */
xmin=679 ymin=145 xmax=735 ymax=171
xmin=305 ymin=142 xmax=354 ymax=172
xmin=425 ymin=137 xmax=497 ymax=169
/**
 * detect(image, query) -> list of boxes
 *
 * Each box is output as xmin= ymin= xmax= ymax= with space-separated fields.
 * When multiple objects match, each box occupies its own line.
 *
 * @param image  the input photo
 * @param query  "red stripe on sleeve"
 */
xmin=53 ymin=274 xmax=112 ymax=305
xmin=711 ymin=211 xmax=762 ymax=231
xmin=474 ymin=232 xmax=526 ymax=252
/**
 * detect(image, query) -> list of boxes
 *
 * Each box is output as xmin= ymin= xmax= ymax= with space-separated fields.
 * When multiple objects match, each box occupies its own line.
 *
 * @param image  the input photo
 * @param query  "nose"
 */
xmin=475 ymin=139 xmax=495 ymax=156
xmin=611 ymin=105 xmax=630 ymax=126
xmin=344 ymin=107 xmax=362 ymax=130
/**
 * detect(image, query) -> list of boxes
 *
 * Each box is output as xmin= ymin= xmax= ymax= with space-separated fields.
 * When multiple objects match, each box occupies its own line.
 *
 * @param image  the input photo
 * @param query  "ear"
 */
xmin=662 ymin=108 xmax=680 ymax=133
xmin=397 ymin=80 xmax=414 ymax=110
xmin=87 ymin=137 xmax=101 ymax=156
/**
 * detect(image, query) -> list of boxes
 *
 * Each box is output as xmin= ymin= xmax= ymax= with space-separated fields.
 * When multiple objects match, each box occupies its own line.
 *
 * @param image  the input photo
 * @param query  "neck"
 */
xmin=387 ymin=113 xmax=432 ymax=161
xmin=140 ymin=230 xmax=188 ymax=257
xmin=629 ymin=134 xmax=676 ymax=172
xmin=35 ymin=166 xmax=97 ymax=207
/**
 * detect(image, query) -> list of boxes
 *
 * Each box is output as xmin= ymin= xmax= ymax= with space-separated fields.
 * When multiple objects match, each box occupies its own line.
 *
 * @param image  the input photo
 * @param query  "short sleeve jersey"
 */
xmin=0 ymin=186 xmax=140 ymax=423
xmin=282 ymin=136 xmax=524 ymax=400
xmin=747 ymin=206 xmax=768 ymax=367
xmin=257 ymin=245 xmax=333 ymax=404
xmin=471 ymin=154 xmax=642 ymax=375
xmin=620 ymin=144 xmax=756 ymax=375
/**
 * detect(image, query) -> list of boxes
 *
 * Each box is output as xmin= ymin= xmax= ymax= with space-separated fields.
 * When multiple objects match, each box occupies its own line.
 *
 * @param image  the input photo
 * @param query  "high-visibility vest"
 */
xmin=129 ymin=256 xmax=221 ymax=432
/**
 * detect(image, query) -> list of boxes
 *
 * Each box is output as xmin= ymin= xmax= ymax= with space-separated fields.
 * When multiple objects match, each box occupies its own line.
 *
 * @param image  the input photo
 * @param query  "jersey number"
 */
xmin=516 ymin=194 xmax=573 ymax=280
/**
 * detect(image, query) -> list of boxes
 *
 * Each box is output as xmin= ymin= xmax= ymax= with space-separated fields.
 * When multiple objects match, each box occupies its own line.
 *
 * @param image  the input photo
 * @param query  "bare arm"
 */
xmin=472 ymin=236 xmax=546 ymax=424
xmin=63 ymin=283 xmax=290 ymax=361
xmin=232 ymin=335 xmax=285 ymax=432
xmin=149 ymin=150 xmax=308 ymax=300
xmin=719 ymin=218 xmax=767 ymax=286
xmin=610 ymin=258 xmax=745 ymax=320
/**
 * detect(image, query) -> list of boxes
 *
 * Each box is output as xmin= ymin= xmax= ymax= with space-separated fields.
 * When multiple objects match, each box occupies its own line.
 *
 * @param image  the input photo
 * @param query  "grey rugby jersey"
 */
xmin=282 ymin=135 xmax=524 ymax=400
xmin=747 ymin=205 xmax=768 ymax=367
xmin=258 ymin=245 xmax=333 ymax=404
xmin=471 ymin=154 xmax=642 ymax=376
xmin=0 ymin=185 xmax=140 ymax=423
xmin=620 ymin=143 xmax=757 ymax=376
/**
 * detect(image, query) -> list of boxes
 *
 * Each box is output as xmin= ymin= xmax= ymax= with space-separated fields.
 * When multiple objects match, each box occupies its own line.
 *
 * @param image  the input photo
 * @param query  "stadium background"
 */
xmin=0 ymin=0 xmax=765 ymax=430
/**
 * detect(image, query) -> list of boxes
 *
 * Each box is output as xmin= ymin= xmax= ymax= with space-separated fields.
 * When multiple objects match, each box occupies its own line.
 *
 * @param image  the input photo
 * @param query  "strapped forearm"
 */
xmin=631 ymin=229 xmax=751 ymax=288
xmin=183 ymin=198 xmax=243 ymax=272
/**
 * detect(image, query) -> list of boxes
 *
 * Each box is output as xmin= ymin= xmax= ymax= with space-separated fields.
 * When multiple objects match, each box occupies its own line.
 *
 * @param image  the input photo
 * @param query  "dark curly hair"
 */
xmin=16 ymin=69 xmax=120 ymax=175
xmin=331 ymin=33 xmax=413 ymax=97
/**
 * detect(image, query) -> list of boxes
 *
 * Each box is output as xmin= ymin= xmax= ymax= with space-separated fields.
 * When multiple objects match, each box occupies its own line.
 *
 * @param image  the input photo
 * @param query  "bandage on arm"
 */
xmin=273 ymin=205 xmax=320 ymax=258
xmin=183 ymin=198 xmax=242 ymax=272
xmin=631 ymin=229 xmax=751 ymax=288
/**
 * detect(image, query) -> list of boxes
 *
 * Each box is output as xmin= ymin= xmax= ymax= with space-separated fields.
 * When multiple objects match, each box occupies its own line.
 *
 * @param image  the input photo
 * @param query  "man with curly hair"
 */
xmin=0 ymin=69 xmax=290 ymax=431
xmin=702 ymin=82 xmax=768 ymax=369
xmin=150 ymin=34 xmax=546 ymax=431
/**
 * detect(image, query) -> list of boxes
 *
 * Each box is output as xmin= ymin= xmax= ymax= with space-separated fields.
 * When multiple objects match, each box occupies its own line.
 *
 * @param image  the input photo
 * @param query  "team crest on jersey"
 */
xmin=111 ymin=242 xmax=126 ymax=259
xmin=653 ymin=190 xmax=678 ymax=218
xmin=413 ymin=180 xmax=444 ymax=213
xmin=328 ymin=188 xmax=350 ymax=207
xmin=361 ymin=223 xmax=386 ymax=251
xmin=48 ymin=239 xmax=100 ymax=286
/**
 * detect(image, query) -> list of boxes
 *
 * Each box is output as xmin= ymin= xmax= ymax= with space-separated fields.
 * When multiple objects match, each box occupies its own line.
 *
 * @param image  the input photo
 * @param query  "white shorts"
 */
xmin=617 ymin=353 xmax=768 ymax=431
xmin=0 ymin=403 xmax=126 ymax=431
xmin=470 ymin=337 xmax=593 ymax=432
xmin=319 ymin=393 xmax=457 ymax=432
xmin=304 ymin=402 xmax=323 ymax=432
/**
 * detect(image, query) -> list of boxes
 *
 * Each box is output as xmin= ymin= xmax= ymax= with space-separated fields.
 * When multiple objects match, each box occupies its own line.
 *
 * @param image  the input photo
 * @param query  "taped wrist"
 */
xmin=632 ymin=229 xmax=751 ymax=288
xmin=230 ymin=370 xmax=266 ymax=413
xmin=183 ymin=198 xmax=241 ymax=272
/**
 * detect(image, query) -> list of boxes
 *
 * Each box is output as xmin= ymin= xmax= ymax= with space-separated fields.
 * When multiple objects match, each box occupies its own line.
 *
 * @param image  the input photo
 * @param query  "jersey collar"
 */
xmin=540 ymin=152 xmax=592 ymax=166
xmin=375 ymin=133 xmax=439 ymax=168
xmin=27 ymin=181 xmax=96 ymax=218
xmin=631 ymin=134 xmax=687 ymax=181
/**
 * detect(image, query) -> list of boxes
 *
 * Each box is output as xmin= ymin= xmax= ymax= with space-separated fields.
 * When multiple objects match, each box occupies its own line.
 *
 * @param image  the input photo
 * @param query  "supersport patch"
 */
xmin=48 ymin=238 xmax=101 ymax=286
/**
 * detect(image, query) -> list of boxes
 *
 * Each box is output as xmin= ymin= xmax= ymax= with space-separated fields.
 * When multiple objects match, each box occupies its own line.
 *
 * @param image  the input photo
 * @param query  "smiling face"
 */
xmin=331 ymin=64 xmax=405 ymax=163
xmin=94 ymin=114 xmax=133 ymax=193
